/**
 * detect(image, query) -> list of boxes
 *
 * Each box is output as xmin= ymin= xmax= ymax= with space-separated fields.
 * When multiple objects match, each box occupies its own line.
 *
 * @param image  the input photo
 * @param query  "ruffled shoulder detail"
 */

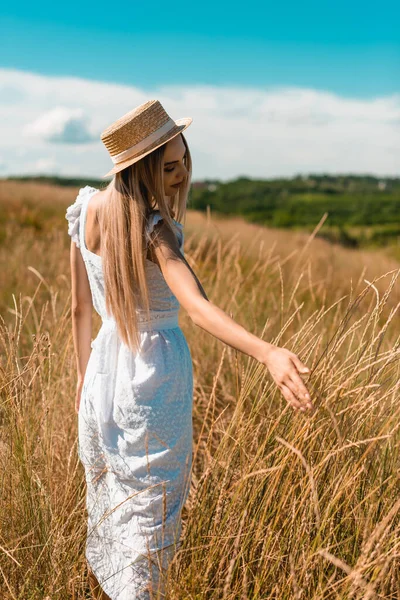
xmin=65 ymin=186 xmax=98 ymax=248
xmin=145 ymin=212 xmax=164 ymax=239
xmin=145 ymin=210 xmax=184 ymax=250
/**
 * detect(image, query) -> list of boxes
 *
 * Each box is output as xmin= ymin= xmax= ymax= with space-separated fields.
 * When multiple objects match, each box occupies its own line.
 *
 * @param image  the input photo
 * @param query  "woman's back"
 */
xmin=66 ymin=184 xmax=193 ymax=599
xmin=67 ymin=185 xmax=185 ymax=325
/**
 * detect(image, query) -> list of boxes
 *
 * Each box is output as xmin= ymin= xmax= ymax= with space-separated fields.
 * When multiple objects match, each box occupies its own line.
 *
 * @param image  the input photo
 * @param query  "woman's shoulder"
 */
xmin=147 ymin=209 xmax=183 ymax=228
xmin=146 ymin=210 xmax=184 ymax=251
xmin=146 ymin=210 xmax=183 ymax=235
xmin=65 ymin=186 xmax=98 ymax=248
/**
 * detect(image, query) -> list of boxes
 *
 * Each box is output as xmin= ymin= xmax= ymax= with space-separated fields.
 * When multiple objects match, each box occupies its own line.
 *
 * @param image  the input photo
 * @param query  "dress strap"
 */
xmin=145 ymin=210 xmax=184 ymax=252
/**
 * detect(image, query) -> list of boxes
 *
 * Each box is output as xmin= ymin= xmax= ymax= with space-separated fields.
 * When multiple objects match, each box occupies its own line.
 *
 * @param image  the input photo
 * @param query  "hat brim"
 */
xmin=101 ymin=117 xmax=193 ymax=179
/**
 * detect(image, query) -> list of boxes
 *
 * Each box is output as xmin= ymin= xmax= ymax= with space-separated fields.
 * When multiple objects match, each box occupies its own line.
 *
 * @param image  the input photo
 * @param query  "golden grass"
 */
xmin=0 ymin=181 xmax=399 ymax=599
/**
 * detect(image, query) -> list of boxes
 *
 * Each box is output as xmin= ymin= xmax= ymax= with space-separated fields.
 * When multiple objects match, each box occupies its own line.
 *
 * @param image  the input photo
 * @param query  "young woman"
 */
xmin=66 ymin=99 xmax=314 ymax=600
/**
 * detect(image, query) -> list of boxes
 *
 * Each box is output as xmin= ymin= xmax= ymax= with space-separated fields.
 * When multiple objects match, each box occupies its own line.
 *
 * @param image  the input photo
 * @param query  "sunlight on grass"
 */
xmin=0 ymin=181 xmax=399 ymax=599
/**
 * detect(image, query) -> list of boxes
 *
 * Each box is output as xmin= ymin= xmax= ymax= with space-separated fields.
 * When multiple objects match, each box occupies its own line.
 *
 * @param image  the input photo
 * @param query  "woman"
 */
xmin=66 ymin=99 xmax=314 ymax=599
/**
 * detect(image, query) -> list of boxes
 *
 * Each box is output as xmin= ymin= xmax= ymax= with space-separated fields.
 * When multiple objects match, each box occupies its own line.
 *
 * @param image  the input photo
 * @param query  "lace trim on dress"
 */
xmin=65 ymin=185 xmax=97 ymax=248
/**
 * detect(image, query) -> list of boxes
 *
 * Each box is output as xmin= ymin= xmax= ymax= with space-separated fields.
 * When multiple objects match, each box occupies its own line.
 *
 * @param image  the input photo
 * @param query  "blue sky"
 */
xmin=1 ymin=0 xmax=399 ymax=97
xmin=0 ymin=1 xmax=399 ymax=179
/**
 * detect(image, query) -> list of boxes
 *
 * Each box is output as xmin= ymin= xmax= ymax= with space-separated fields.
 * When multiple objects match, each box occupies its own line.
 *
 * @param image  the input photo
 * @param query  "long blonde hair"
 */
xmin=99 ymin=133 xmax=192 ymax=353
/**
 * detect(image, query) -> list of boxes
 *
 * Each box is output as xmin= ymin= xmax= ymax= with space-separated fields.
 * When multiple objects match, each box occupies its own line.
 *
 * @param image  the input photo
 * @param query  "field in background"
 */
xmin=5 ymin=173 xmax=400 ymax=257
xmin=0 ymin=180 xmax=399 ymax=599
xmin=189 ymin=174 xmax=400 ymax=257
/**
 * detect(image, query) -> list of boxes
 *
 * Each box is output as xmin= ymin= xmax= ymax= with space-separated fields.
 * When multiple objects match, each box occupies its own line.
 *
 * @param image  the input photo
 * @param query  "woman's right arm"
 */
xmin=149 ymin=222 xmax=314 ymax=413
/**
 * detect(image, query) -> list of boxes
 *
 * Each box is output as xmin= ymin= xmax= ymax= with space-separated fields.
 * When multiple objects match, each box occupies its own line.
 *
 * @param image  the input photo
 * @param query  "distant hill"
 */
xmin=1 ymin=174 xmax=220 ymax=191
xmin=2 ymin=175 xmax=109 ymax=189
xmin=189 ymin=174 xmax=400 ymax=249
xmin=3 ymin=173 xmax=399 ymax=249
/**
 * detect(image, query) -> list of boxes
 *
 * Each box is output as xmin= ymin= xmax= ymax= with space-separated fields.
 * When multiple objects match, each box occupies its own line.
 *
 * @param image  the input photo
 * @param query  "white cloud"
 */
xmin=23 ymin=107 xmax=97 ymax=143
xmin=0 ymin=67 xmax=399 ymax=180
xmin=31 ymin=157 xmax=58 ymax=173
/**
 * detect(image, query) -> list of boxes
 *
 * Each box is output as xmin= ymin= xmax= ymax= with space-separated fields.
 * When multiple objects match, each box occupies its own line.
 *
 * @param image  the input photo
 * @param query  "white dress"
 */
xmin=65 ymin=186 xmax=194 ymax=599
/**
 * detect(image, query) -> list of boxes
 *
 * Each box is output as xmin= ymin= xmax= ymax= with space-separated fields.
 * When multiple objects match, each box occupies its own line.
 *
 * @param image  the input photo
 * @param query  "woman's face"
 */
xmin=163 ymin=134 xmax=189 ymax=198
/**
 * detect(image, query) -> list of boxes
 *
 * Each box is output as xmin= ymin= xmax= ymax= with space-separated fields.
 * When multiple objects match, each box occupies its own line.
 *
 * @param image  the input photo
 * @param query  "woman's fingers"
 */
xmin=288 ymin=371 xmax=313 ymax=407
xmin=263 ymin=346 xmax=315 ymax=413
xmin=291 ymin=353 xmax=310 ymax=375
xmin=281 ymin=368 xmax=314 ymax=411
xmin=288 ymin=354 xmax=314 ymax=410
xmin=280 ymin=384 xmax=304 ymax=411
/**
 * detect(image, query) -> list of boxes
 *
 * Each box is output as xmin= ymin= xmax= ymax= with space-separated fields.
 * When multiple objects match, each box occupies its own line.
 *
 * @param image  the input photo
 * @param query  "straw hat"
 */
xmin=100 ymin=99 xmax=193 ymax=178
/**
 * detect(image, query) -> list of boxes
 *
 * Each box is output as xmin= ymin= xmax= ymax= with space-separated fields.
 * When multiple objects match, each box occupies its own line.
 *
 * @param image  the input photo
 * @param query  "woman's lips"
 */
xmin=171 ymin=180 xmax=183 ymax=188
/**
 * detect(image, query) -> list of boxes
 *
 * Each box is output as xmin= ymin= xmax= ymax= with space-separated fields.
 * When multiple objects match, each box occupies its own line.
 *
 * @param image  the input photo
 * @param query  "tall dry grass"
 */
xmin=0 ymin=181 xmax=399 ymax=599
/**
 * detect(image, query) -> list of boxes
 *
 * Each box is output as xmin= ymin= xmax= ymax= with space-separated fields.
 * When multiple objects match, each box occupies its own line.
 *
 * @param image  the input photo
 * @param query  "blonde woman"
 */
xmin=66 ymin=100 xmax=314 ymax=600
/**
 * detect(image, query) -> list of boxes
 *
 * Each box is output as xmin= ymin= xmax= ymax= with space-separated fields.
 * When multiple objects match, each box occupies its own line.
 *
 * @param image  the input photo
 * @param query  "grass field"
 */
xmin=189 ymin=175 xmax=400 ymax=258
xmin=0 ymin=180 xmax=399 ymax=599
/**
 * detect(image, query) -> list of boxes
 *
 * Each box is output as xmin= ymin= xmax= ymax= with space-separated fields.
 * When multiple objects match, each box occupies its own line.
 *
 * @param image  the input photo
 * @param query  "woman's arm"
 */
xmin=149 ymin=222 xmax=314 ymax=413
xmin=186 ymin=296 xmax=312 ymax=412
xmin=70 ymin=241 xmax=93 ymax=412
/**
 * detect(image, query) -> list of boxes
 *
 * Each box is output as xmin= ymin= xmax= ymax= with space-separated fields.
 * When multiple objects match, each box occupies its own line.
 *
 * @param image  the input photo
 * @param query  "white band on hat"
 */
xmin=111 ymin=118 xmax=177 ymax=165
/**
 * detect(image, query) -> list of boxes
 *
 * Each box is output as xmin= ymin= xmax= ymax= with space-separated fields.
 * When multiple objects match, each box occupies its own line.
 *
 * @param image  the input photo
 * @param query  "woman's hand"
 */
xmin=75 ymin=380 xmax=83 ymax=414
xmin=261 ymin=344 xmax=314 ymax=412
